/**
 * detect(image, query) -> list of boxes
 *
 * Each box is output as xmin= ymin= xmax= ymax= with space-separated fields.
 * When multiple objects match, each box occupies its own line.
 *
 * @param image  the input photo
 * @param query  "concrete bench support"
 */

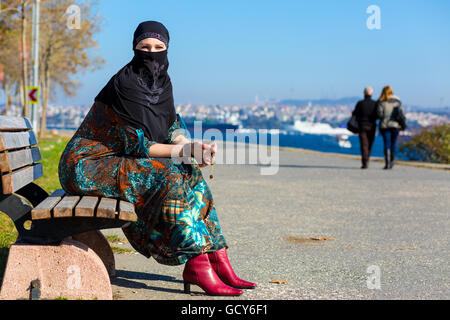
xmin=0 ymin=239 xmax=113 ymax=300
xmin=72 ymin=231 xmax=116 ymax=278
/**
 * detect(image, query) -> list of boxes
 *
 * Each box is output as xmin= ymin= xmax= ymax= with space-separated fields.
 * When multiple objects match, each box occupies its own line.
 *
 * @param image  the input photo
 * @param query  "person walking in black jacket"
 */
xmin=352 ymin=86 xmax=378 ymax=169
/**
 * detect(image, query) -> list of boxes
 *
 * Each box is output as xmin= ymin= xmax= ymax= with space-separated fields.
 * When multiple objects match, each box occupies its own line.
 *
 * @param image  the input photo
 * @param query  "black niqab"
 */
xmin=95 ymin=21 xmax=177 ymax=143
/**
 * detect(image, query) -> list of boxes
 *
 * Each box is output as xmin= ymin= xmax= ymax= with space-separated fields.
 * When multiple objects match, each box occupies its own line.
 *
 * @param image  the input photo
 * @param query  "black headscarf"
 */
xmin=95 ymin=21 xmax=177 ymax=143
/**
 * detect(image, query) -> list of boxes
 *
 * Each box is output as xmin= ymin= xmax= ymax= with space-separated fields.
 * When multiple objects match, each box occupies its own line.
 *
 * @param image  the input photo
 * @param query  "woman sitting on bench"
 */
xmin=58 ymin=21 xmax=256 ymax=296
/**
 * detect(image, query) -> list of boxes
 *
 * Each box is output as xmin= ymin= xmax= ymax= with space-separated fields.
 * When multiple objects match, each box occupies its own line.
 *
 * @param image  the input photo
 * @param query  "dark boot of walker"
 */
xmin=361 ymin=158 xmax=368 ymax=169
xmin=390 ymin=149 xmax=395 ymax=169
xmin=384 ymin=149 xmax=391 ymax=170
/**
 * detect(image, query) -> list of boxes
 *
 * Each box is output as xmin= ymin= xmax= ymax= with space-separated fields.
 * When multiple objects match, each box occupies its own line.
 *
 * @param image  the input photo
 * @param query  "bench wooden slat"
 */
xmin=0 ymin=147 xmax=41 ymax=173
xmin=75 ymin=196 xmax=99 ymax=217
xmin=31 ymin=189 xmax=66 ymax=220
xmin=0 ymin=115 xmax=141 ymax=245
xmin=0 ymin=116 xmax=32 ymax=131
xmin=118 ymin=200 xmax=137 ymax=222
xmin=96 ymin=198 xmax=117 ymax=219
xmin=0 ymin=131 xmax=38 ymax=152
xmin=1 ymin=163 xmax=43 ymax=194
xmin=53 ymin=195 xmax=80 ymax=218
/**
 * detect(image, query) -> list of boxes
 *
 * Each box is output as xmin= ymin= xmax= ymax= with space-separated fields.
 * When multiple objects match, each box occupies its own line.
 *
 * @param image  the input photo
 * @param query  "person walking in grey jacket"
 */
xmin=377 ymin=85 xmax=405 ymax=169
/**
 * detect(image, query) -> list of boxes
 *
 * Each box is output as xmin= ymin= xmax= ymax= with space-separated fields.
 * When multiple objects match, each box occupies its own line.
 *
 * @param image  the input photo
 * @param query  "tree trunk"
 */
xmin=21 ymin=2 xmax=29 ymax=118
xmin=2 ymin=80 xmax=12 ymax=116
xmin=19 ymin=79 xmax=25 ymax=115
xmin=6 ymin=92 xmax=13 ymax=115
xmin=39 ymin=69 xmax=50 ymax=138
xmin=15 ymin=93 xmax=21 ymax=117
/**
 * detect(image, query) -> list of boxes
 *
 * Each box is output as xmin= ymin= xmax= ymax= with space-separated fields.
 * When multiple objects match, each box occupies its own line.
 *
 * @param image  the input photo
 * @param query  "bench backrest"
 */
xmin=0 ymin=116 xmax=43 ymax=195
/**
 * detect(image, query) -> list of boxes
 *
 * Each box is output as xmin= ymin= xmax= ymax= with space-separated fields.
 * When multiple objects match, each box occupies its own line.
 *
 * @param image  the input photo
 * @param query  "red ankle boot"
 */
xmin=208 ymin=248 xmax=257 ymax=289
xmin=183 ymin=253 xmax=243 ymax=296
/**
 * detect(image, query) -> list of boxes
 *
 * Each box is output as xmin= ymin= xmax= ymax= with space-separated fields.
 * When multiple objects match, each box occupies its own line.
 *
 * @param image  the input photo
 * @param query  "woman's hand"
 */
xmin=172 ymin=133 xmax=190 ymax=146
xmin=191 ymin=142 xmax=217 ymax=168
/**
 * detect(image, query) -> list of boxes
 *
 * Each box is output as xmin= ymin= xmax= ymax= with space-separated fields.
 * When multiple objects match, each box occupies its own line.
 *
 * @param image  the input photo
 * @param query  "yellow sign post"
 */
xmin=27 ymin=86 xmax=40 ymax=104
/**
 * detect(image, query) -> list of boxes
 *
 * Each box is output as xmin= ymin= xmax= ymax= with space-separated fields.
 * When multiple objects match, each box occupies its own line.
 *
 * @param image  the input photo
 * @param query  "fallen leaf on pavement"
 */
xmin=284 ymin=236 xmax=336 ymax=243
xmin=270 ymin=279 xmax=289 ymax=284
xmin=310 ymin=237 xmax=335 ymax=241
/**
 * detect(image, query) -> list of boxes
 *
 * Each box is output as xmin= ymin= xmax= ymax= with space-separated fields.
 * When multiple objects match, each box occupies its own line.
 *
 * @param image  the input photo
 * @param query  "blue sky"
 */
xmin=56 ymin=0 xmax=450 ymax=108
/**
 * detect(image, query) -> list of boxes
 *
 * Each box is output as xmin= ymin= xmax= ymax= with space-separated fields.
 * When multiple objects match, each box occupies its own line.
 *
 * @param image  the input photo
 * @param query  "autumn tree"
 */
xmin=0 ymin=0 xmax=33 ymax=116
xmin=0 ymin=21 xmax=20 ymax=115
xmin=36 ymin=0 xmax=104 ymax=137
xmin=1 ymin=0 xmax=104 ymax=136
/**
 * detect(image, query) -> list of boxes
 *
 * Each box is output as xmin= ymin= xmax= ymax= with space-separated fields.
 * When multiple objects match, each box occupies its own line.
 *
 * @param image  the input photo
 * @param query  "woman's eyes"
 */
xmin=142 ymin=46 xmax=164 ymax=50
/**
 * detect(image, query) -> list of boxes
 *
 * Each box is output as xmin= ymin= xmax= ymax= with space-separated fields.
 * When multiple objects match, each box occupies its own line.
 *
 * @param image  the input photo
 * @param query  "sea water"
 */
xmin=48 ymin=126 xmax=408 ymax=160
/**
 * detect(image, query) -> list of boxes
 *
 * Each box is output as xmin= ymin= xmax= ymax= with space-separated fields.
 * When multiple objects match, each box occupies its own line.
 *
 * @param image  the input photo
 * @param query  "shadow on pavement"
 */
xmin=114 ymin=269 xmax=183 ymax=283
xmin=254 ymin=164 xmax=361 ymax=170
xmin=112 ymin=269 xmax=188 ymax=294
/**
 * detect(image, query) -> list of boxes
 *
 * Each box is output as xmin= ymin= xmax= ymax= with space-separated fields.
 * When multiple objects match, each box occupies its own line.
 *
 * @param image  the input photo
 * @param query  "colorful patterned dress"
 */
xmin=58 ymin=101 xmax=227 ymax=265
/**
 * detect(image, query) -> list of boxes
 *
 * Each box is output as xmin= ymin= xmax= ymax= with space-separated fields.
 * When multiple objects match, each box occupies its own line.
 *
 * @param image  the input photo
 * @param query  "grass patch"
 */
xmin=0 ymin=133 xmax=72 ymax=285
xmin=112 ymin=291 xmax=122 ymax=300
xmin=0 ymin=212 xmax=19 ymax=283
xmin=0 ymin=213 xmax=18 ymax=247
xmin=105 ymin=235 xmax=134 ymax=255
xmin=105 ymin=234 xmax=126 ymax=244
xmin=110 ymin=246 xmax=135 ymax=254
xmin=34 ymin=133 xmax=72 ymax=193
xmin=56 ymin=296 xmax=98 ymax=300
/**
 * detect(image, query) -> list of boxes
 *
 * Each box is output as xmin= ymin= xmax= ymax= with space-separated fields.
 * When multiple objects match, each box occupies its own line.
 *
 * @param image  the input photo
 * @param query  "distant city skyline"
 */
xmin=16 ymin=99 xmax=447 ymax=134
xmin=2 ymin=0 xmax=450 ymax=109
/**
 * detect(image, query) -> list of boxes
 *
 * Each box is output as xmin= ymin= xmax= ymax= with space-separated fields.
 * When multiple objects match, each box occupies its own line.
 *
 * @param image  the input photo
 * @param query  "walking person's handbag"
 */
xmin=347 ymin=115 xmax=359 ymax=133
xmin=394 ymin=107 xmax=407 ymax=131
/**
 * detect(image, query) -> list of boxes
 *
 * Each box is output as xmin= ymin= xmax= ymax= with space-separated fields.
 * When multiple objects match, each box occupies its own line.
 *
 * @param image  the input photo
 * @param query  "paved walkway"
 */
xmin=103 ymin=143 xmax=449 ymax=300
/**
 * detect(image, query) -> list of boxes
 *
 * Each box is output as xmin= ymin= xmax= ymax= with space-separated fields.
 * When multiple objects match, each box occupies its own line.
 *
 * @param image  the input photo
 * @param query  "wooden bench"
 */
xmin=0 ymin=115 xmax=137 ymax=300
